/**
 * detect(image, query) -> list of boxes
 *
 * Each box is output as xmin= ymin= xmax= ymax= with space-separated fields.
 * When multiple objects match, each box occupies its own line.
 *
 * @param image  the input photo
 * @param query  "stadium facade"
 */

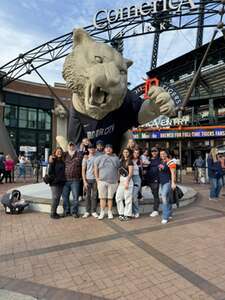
xmin=131 ymin=36 xmax=225 ymax=167
xmin=0 ymin=36 xmax=225 ymax=167
xmin=0 ymin=79 xmax=71 ymax=160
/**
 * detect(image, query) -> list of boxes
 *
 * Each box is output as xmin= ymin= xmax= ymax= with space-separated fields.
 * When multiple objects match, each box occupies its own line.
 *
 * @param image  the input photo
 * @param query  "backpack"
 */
xmin=1 ymin=190 xmax=29 ymax=214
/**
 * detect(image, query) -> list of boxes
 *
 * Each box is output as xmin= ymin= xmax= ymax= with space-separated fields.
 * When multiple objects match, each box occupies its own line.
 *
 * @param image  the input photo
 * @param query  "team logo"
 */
xmin=132 ymin=77 xmax=182 ymax=107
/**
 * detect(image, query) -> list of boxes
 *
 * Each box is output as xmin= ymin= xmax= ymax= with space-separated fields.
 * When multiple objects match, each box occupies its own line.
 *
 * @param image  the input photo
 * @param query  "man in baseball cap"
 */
xmin=96 ymin=140 xmax=105 ymax=156
xmin=105 ymin=144 xmax=113 ymax=149
xmin=96 ymin=140 xmax=104 ymax=146
xmin=88 ymin=143 xmax=95 ymax=149
xmin=151 ymin=146 xmax=158 ymax=152
xmin=94 ymin=142 xmax=120 ymax=220
xmin=62 ymin=140 xmax=82 ymax=218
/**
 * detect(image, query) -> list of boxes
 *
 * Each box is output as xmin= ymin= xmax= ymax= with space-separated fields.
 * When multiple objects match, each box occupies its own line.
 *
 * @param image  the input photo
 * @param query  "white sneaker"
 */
xmin=150 ymin=211 xmax=159 ymax=217
xmin=108 ymin=210 xmax=114 ymax=219
xmin=82 ymin=212 xmax=90 ymax=218
xmin=134 ymin=213 xmax=140 ymax=219
xmin=98 ymin=211 xmax=105 ymax=220
xmin=161 ymin=219 xmax=168 ymax=225
xmin=209 ymin=197 xmax=218 ymax=201
xmin=91 ymin=212 xmax=98 ymax=218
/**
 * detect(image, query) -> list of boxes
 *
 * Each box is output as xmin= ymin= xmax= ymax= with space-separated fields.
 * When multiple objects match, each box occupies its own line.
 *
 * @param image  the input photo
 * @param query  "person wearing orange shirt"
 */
xmin=159 ymin=149 xmax=176 ymax=224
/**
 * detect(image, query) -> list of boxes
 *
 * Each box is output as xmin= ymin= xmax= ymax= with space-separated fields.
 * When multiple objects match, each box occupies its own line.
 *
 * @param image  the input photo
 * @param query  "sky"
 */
xmin=0 ymin=0 xmax=221 ymax=88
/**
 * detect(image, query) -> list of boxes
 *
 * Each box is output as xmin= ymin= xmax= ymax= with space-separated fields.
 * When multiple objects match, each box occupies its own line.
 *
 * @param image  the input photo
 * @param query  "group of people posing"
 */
xmin=48 ymin=138 xmax=176 ymax=225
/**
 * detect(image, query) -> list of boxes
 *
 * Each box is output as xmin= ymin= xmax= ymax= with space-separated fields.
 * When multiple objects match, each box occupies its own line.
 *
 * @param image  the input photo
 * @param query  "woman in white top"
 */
xmin=116 ymin=148 xmax=134 ymax=221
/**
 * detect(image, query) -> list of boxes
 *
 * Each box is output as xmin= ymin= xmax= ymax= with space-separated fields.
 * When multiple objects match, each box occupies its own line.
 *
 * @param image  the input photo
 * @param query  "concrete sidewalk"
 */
xmin=0 ymin=289 xmax=39 ymax=300
xmin=0 ymin=176 xmax=225 ymax=299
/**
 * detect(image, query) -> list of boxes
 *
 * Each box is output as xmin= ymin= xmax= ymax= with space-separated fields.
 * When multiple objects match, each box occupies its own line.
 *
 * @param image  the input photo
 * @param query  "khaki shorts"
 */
xmin=97 ymin=181 xmax=118 ymax=199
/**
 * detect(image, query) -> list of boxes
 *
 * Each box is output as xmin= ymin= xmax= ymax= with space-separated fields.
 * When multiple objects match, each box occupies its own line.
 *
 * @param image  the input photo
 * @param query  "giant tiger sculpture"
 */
xmin=57 ymin=28 xmax=175 ymax=152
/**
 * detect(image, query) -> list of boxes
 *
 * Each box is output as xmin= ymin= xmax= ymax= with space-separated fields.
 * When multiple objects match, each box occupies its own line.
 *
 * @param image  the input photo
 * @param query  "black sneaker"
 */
xmin=62 ymin=212 xmax=71 ymax=217
xmin=124 ymin=216 xmax=131 ymax=222
xmin=118 ymin=215 xmax=124 ymax=221
xmin=50 ymin=214 xmax=61 ymax=219
xmin=73 ymin=213 xmax=80 ymax=218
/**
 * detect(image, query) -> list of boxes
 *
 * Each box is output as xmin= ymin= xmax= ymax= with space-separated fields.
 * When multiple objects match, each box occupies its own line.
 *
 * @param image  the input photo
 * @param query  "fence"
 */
xmin=12 ymin=163 xmax=47 ymax=183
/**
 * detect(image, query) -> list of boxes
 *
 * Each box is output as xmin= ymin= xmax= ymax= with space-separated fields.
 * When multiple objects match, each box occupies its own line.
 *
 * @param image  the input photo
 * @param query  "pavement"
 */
xmin=0 ymin=176 xmax=225 ymax=299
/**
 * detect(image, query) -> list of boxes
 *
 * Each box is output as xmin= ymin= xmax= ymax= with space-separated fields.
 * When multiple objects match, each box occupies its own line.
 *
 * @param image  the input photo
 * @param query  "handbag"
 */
xmin=169 ymin=186 xmax=184 ymax=207
xmin=119 ymin=166 xmax=129 ymax=177
xmin=175 ymin=186 xmax=184 ymax=200
xmin=43 ymin=174 xmax=54 ymax=184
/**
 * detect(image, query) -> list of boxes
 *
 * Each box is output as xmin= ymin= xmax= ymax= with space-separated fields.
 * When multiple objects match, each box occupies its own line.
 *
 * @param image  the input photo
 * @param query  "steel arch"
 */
xmin=0 ymin=0 xmax=223 ymax=87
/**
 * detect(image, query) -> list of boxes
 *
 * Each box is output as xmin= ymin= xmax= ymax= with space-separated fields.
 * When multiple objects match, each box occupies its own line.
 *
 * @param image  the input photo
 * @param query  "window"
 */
xmin=4 ymin=103 xmax=52 ymax=156
xmin=28 ymin=108 xmax=37 ymax=128
xmin=38 ymin=109 xmax=51 ymax=130
xmin=4 ymin=105 xmax=17 ymax=127
xmin=19 ymin=107 xmax=37 ymax=128
xmin=19 ymin=107 xmax=28 ymax=128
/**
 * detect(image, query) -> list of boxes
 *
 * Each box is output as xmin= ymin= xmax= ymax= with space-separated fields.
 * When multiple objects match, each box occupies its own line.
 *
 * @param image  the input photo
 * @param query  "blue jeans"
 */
xmin=160 ymin=182 xmax=172 ymax=220
xmin=132 ymin=175 xmax=141 ymax=215
xmin=18 ymin=166 xmax=26 ymax=178
xmin=209 ymin=177 xmax=223 ymax=198
xmin=62 ymin=180 xmax=80 ymax=214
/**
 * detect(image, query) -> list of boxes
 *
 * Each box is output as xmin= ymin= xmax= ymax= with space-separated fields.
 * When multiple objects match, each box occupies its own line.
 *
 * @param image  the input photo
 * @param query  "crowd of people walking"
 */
xmin=47 ymin=138 xmax=177 ymax=225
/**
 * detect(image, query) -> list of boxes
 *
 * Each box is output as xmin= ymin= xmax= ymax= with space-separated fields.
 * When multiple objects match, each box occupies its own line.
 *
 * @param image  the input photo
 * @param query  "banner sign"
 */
xmin=140 ymin=115 xmax=189 ymax=128
xmin=132 ymin=128 xmax=225 ymax=139
xmin=93 ymin=0 xmax=197 ymax=29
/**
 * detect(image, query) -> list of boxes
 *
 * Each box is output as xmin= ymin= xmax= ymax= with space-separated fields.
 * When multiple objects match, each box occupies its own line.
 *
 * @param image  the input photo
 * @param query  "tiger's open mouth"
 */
xmin=87 ymin=84 xmax=110 ymax=107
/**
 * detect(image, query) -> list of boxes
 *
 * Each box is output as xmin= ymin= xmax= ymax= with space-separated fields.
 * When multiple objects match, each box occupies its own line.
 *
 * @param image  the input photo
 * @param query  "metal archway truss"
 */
xmin=0 ymin=0 xmax=223 ymax=87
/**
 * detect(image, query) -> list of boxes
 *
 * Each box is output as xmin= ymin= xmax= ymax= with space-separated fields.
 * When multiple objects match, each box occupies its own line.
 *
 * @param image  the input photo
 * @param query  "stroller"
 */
xmin=1 ymin=190 xmax=29 ymax=214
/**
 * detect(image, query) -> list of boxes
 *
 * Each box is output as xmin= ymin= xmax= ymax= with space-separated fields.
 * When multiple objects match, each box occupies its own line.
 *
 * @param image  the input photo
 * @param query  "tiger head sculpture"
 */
xmin=63 ymin=28 xmax=132 ymax=120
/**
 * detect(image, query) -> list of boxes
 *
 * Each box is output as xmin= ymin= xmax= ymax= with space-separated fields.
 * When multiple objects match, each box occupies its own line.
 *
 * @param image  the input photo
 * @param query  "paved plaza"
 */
xmin=0 ymin=178 xmax=225 ymax=300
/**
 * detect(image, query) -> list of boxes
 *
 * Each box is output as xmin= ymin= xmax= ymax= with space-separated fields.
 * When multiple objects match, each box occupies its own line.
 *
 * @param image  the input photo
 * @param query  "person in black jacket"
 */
xmin=48 ymin=147 xmax=66 ymax=219
xmin=146 ymin=147 xmax=160 ymax=217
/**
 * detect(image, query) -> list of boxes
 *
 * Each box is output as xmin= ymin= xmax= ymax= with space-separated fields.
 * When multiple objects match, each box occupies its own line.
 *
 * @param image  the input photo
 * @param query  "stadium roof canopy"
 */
xmin=147 ymin=36 xmax=225 ymax=106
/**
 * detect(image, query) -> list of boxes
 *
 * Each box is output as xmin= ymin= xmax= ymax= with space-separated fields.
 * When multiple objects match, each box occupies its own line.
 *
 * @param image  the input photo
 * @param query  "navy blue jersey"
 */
xmin=68 ymin=90 xmax=143 ymax=153
xmin=146 ymin=157 xmax=160 ymax=183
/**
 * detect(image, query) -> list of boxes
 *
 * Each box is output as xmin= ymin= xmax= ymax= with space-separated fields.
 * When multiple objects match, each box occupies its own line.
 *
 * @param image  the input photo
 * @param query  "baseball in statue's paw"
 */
xmin=56 ymin=136 xmax=68 ymax=152
xmin=148 ymin=86 xmax=175 ymax=116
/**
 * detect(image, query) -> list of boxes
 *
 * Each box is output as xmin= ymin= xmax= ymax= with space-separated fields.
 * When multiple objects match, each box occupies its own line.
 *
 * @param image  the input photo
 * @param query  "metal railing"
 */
xmin=11 ymin=163 xmax=48 ymax=183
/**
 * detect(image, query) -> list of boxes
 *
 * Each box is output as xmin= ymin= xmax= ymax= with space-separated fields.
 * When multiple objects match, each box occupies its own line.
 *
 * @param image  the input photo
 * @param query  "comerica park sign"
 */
xmin=93 ymin=0 xmax=197 ymax=29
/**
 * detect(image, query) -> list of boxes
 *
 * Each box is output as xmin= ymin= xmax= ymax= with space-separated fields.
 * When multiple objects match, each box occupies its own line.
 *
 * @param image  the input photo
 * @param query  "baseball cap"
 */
xmin=151 ymin=147 xmax=158 ymax=152
xmin=96 ymin=140 xmax=104 ymax=146
xmin=88 ymin=143 xmax=95 ymax=149
xmin=105 ymin=144 xmax=113 ymax=149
